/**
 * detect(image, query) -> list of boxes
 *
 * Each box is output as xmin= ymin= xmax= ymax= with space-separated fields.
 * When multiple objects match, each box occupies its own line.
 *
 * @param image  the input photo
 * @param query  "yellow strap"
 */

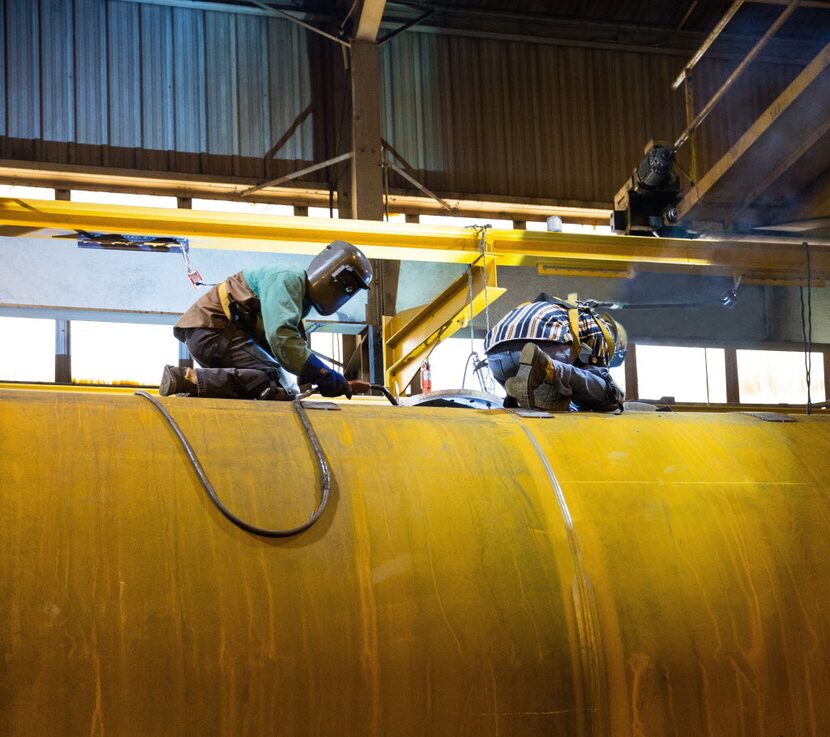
xmin=594 ymin=314 xmax=616 ymax=361
xmin=591 ymin=312 xmax=615 ymax=363
xmin=569 ymin=306 xmax=615 ymax=365
xmin=217 ymin=280 xmax=233 ymax=321
xmin=566 ymin=308 xmax=581 ymax=357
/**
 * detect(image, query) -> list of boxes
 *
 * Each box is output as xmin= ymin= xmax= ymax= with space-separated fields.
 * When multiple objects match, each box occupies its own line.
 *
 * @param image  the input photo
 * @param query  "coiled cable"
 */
xmin=135 ymin=391 xmax=331 ymax=538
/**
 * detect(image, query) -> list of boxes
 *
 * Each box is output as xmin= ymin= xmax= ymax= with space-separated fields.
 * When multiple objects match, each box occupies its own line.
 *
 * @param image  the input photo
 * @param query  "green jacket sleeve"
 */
xmin=256 ymin=270 xmax=312 ymax=374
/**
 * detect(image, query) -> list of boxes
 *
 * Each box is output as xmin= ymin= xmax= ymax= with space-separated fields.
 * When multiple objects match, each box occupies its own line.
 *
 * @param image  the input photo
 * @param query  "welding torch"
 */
xmin=297 ymin=380 xmax=398 ymax=406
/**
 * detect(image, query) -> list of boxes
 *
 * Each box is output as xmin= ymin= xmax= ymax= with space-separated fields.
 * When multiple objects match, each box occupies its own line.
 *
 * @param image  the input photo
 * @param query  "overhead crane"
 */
xmin=1 ymin=195 xmax=828 ymax=394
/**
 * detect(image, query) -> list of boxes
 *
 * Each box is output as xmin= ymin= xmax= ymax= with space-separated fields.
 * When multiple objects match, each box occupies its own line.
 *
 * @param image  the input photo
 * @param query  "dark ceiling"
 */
xmin=398 ymin=0 xmax=830 ymax=42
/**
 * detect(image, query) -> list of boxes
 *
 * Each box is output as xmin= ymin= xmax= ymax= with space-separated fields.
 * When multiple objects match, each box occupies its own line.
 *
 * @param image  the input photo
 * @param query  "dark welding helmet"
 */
xmin=600 ymin=312 xmax=628 ymax=368
xmin=306 ymin=241 xmax=373 ymax=315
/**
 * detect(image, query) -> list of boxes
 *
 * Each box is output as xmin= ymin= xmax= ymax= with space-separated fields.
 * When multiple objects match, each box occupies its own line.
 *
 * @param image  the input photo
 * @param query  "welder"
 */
xmin=485 ymin=293 xmax=626 ymax=412
xmin=159 ymin=240 xmax=372 ymax=400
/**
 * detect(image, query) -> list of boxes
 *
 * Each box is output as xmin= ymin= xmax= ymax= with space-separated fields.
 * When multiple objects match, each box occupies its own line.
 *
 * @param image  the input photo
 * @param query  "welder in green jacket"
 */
xmin=159 ymin=241 xmax=373 ymax=400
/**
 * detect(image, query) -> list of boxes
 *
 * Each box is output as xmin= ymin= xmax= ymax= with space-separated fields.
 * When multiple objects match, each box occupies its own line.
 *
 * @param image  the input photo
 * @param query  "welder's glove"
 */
xmin=298 ymin=354 xmax=352 ymax=398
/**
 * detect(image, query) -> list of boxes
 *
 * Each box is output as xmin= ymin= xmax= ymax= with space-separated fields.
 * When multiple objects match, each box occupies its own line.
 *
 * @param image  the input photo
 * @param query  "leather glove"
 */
xmin=298 ymin=354 xmax=352 ymax=398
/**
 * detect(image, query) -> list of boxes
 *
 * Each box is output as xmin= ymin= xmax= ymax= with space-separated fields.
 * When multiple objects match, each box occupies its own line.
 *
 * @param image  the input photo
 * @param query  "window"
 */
xmin=71 ymin=190 xmax=178 ymax=208
xmin=425 ymin=337 xmax=503 ymax=395
xmin=737 ymin=349 xmax=825 ymax=404
xmin=0 ymin=317 xmax=56 ymax=382
xmin=70 ymin=321 xmax=180 ymax=386
xmin=609 ymin=363 xmax=627 ymax=396
xmin=0 ymin=184 xmax=55 ymax=199
xmin=191 ymin=199 xmax=293 ymax=216
xmin=419 ymin=214 xmax=514 ymax=229
xmin=309 ymin=331 xmax=344 ymax=369
xmin=308 ymin=206 xmax=339 ymax=219
xmin=636 ymin=345 xmax=727 ymax=403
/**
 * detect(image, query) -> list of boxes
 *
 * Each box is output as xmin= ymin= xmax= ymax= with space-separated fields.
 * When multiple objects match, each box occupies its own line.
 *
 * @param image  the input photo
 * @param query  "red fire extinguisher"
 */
xmin=421 ymin=360 xmax=432 ymax=393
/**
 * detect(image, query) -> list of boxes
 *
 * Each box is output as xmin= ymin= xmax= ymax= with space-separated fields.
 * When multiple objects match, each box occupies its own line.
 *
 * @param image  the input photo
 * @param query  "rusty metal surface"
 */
xmin=1 ymin=389 xmax=830 ymax=735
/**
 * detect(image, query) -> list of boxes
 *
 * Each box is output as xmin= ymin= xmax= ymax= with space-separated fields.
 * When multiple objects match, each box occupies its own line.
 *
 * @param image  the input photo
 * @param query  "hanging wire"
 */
xmin=800 ymin=241 xmax=813 ymax=415
xmin=179 ymin=240 xmax=216 ymax=288
xmin=460 ymin=224 xmax=496 ymax=392
xmin=382 ymin=147 xmax=391 ymax=221
xmin=461 ymin=263 xmax=476 ymax=389
xmin=467 ymin=224 xmax=493 ymax=336
xmin=466 ymin=261 xmax=476 ymax=354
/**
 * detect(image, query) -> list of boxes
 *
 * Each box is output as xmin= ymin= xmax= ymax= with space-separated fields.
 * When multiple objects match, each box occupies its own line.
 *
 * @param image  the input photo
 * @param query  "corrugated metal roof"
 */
xmin=691 ymin=56 xmax=802 ymax=173
xmin=380 ymin=30 xmax=796 ymax=204
xmin=171 ymin=6 xmax=207 ymax=172
xmin=40 ymin=0 xmax=75 ymax=156
xmin=0 ymin=5 xmax=4 ymax=140
xmin=106 ymin=0 xmax=142 ymax=164
xmin=407 ymin=0 xmax=830 ymax=42
xmin=73 ymin=0 xmax=108 ymax=155
xmin=6 ymin=0 xmax=41 ymax=148
xmin=0 ymin=0 xmax=329 ymax=179
xmin=0 ymin=0 xmax=817 ymax=209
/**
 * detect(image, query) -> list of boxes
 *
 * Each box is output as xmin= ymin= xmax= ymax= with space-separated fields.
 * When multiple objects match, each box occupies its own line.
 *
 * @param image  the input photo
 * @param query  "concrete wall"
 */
xmin=0 ymin=235 xmax=367 ymax=324
xmin=2 ymin=235 xmax=825 ymax=348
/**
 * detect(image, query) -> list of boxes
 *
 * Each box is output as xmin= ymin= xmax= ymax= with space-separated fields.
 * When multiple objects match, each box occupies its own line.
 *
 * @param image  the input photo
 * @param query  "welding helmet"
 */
xmin=306 ymin=241 xmax=373 ymax=315
xmin=600 ymin=312 xmax=628 ymax=368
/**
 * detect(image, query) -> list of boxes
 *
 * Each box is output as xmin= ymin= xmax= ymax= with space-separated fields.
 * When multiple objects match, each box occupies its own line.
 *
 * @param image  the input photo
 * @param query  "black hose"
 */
xmin=370 ymin=383 xmax=399 ymax=406
xmin=135 ymin=391 xmax=331 ymax=538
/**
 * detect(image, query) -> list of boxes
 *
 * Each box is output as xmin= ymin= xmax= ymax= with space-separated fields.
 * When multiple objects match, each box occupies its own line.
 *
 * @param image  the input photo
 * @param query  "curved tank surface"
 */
xmin=1 ymin=389 xmax=829 ymax=737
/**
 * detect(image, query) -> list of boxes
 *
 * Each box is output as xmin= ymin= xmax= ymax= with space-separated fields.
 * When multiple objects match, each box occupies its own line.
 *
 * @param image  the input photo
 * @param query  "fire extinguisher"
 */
xmin=421 ymin=360 xmax=432 ymax=393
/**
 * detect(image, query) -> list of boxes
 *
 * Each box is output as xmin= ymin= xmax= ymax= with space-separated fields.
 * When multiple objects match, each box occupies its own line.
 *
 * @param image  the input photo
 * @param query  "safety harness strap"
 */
xmin=217 ymin=280 xmax=233 ymax=321
xmin=566 ymin=306 xmax=616 ymax=366
xmin=538 ymin=293 xmax=616 ymax=366
xmin=594 ymin=314 xmax=616 ymax=362
xmin=565 ymin=307 xmax=582 ymax=359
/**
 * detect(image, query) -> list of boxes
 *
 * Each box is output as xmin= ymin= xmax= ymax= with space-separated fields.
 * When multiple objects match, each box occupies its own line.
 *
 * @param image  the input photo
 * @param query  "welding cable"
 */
xmin=370 ymin=383 xmax=399 ymax=406
xmin=135 ymin=391 xmax=331 ymax=538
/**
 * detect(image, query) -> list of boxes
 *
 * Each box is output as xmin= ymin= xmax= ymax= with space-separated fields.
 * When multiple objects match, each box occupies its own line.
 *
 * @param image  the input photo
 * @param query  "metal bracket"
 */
xmin=382 ymin=144 xmax=455 ymax=212
xmin=512 ymin=409 xmax=556 ymax=419
xmin=382 ymin=253 xmax=505 ymax=395
xmin=240 ymin=152 xmax=354 ymax=197
xmin=744 ymin=412 xmax=797 ymax=422
xmin=300 ymin=401 xmax=341 ymax=412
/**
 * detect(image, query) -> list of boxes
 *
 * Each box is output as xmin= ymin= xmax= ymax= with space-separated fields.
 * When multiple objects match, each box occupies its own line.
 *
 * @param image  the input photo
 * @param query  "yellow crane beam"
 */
xmin=1 ymin=197 xmax=828 ymax=279
xmin=383 ymin=256 xmax=505 ymax=395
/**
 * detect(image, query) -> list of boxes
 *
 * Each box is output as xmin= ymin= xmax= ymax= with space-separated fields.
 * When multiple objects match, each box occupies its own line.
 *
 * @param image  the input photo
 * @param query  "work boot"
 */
xmin=159 ymin=365 xmax=198 ymax=397
xmin=504 ymin=343 xmax=554 ymax=409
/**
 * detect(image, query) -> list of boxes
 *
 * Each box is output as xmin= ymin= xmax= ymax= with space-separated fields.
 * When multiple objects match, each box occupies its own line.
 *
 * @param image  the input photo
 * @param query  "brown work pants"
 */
xmin=174 ymin=324 xmax=289 ymax=400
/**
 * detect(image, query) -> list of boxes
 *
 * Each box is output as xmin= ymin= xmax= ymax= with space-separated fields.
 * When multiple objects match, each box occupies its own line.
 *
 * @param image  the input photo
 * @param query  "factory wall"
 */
xmin=3 ymin=233 xmax=826 ymax=347
xmin=0 ymin=0 xmax=805 ymax=207
xmin=0 ymin=235 xmax=368 ymax=324
xmin=0 ymin=0 xmax=340 ymax=181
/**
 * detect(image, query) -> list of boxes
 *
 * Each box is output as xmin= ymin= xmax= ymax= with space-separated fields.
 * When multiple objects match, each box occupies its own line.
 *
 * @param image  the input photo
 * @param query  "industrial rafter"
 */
xmin=677 ymin=38 xmax=830 ymax=228
xmin=353 ymin=0 xmax=387 ymax=41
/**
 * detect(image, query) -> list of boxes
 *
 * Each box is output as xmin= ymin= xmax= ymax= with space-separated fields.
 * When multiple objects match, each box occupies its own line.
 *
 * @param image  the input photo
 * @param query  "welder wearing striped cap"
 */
xmin=484 ymin=293 xmax=626 ymax=412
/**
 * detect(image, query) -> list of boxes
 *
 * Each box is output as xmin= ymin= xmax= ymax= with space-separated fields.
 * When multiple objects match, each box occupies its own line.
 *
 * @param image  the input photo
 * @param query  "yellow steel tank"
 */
xmin=1 ymin=389 xmax=829 ymax=737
